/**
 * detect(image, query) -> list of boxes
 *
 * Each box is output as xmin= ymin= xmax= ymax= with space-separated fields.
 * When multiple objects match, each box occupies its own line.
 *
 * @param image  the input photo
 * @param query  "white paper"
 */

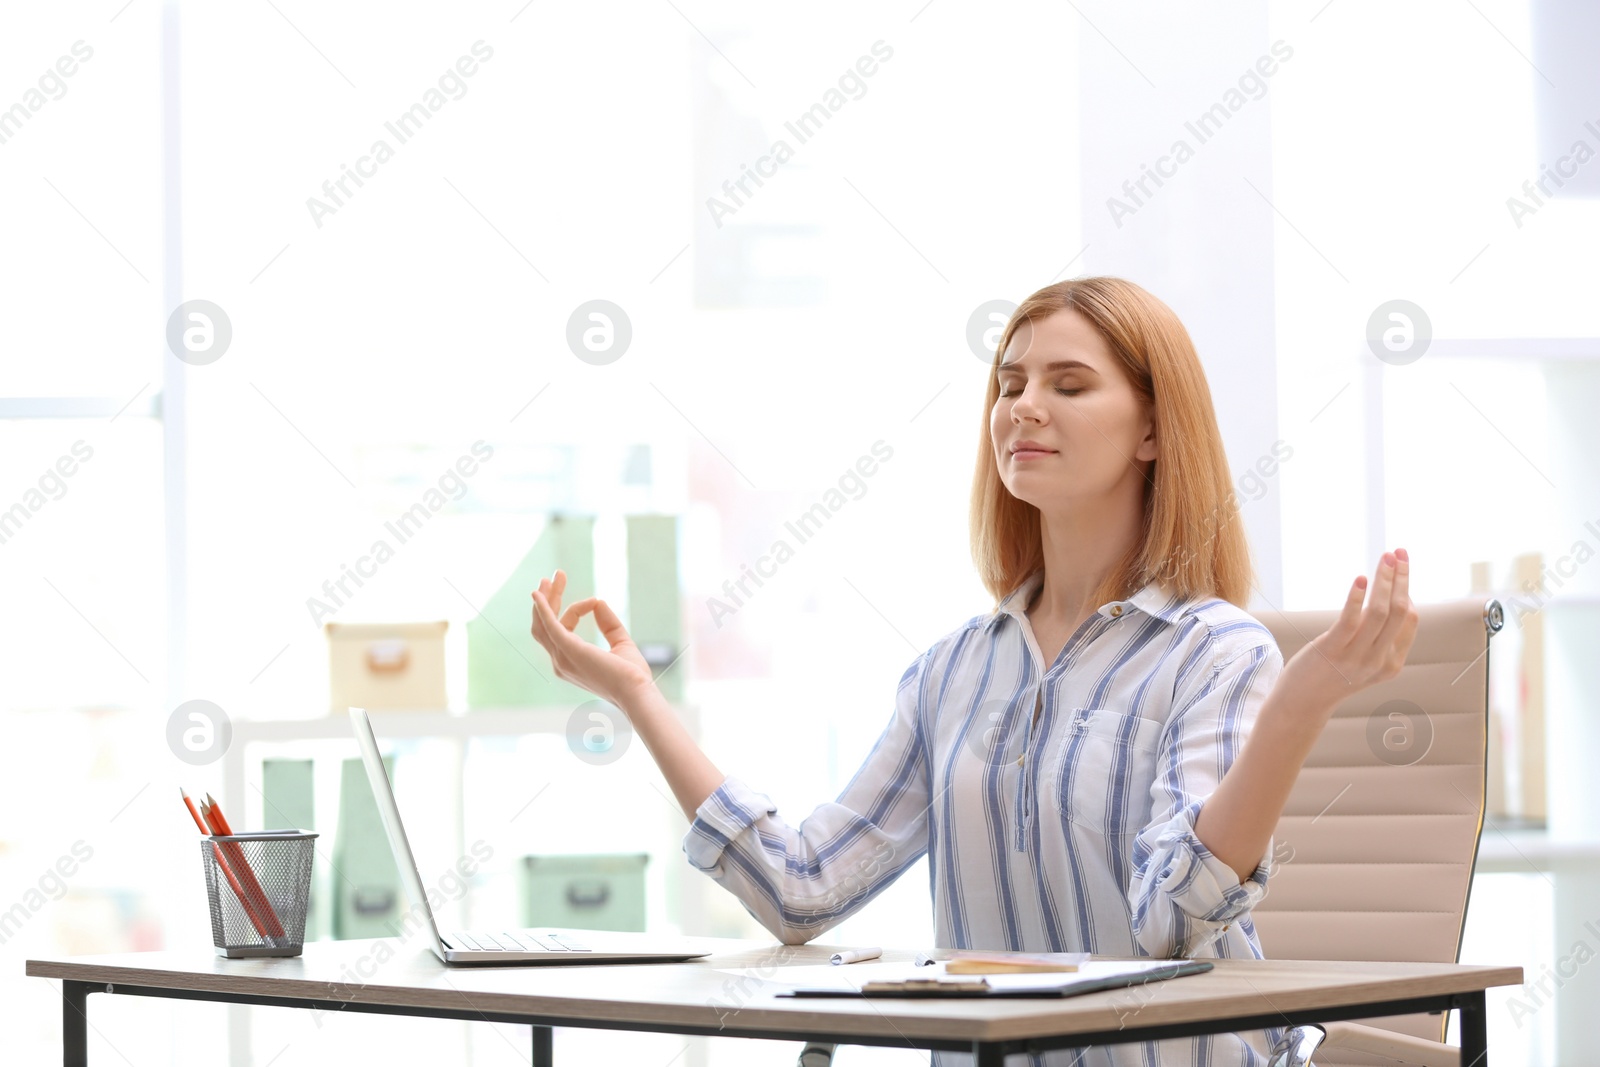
xmin=716 ymin=958 xmax=1192 ymax=993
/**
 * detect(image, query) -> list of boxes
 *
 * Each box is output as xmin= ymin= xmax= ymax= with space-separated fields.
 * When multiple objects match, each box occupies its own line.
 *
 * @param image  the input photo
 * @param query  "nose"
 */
xmin=1008 ymin=381 xmax=1045 ymax=423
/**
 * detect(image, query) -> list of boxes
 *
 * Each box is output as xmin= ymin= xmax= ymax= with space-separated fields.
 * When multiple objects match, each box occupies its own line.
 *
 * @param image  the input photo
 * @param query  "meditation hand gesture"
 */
xmin=529 ymin=569 xmax=657 ymax=709
xmin=1279 ymin=548 xmax=1420 ymax=716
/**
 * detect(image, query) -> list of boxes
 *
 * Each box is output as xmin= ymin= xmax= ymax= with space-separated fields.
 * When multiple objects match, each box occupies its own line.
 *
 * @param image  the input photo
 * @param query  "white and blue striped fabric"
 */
xmin=684 ymin=568 xmax=1290 ymax=1066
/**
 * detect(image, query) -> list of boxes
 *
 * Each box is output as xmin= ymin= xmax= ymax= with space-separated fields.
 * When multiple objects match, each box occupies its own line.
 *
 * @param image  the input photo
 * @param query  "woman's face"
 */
xmin=989 ymin=308 xmax=1157 ymax=511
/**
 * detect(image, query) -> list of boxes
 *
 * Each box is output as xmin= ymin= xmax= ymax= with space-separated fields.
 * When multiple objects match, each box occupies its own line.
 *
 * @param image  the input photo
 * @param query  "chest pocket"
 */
xmin=1049 ymin=708 xmax=1164 ymax=837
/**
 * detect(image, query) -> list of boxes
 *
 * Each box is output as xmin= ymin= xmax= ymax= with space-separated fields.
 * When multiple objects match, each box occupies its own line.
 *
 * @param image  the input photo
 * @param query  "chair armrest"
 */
xmin=1315 ymin=1021 xmax=1461 ymax=1067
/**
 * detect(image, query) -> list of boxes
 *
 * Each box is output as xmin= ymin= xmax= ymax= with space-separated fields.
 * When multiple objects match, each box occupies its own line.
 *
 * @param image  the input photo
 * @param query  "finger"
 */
xmin=560 ymin=597 xmax=597 ymax=632
xmin=542 ymin=573 xmax=564 ymax=618
xmin=589 ymin=598 xmax=634 ymax=649
xmin=1329 ymin=573 xmax=1367 ymax=642
xmin=1389 ymin=602 xmax=1420 ymax=672
xmin=531 ymin=589 xmax=571 ymax=650
xmin=1391 ymin=547 xmax=1410 ymax=608
xmin=1355 ymin=551 xmax=1397 ymax=648
xmin=1373 ymin=549 xmax=1415 ymax=658
xmin=530 ymin=590 xmax=552 ymax=647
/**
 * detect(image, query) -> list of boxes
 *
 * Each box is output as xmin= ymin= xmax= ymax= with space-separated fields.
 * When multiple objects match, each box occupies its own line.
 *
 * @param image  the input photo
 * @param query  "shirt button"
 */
xmin=1110 ymin=605 xmax=1123 ymax=617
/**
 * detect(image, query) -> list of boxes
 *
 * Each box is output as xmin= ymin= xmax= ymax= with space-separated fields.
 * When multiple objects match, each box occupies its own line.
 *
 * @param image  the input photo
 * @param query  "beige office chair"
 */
xmin=1255 ymin=596 xmax=1504 ymax=1067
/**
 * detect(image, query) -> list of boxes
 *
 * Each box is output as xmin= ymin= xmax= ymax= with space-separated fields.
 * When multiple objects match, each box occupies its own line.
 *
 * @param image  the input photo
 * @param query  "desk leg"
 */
xmin=1459 ymin=990 xmax=1488 ymax=1066
xmin=972 ymin=1041 xmax=1003 ymax=1067
xmin=532 ymin=1024 xmax=553 ymax=1066
xmin=62 ymin=981 xmax=89 ymax=1067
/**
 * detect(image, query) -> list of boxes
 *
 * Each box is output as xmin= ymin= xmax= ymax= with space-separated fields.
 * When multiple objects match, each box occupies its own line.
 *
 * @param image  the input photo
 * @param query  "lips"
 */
xmin=1010 ymin=441 xmax=1057 ymax=457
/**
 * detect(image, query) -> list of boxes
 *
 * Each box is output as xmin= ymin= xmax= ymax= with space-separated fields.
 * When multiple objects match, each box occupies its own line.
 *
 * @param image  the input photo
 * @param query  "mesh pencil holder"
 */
xmin=200 ymin=830 xmax=317 ymax=958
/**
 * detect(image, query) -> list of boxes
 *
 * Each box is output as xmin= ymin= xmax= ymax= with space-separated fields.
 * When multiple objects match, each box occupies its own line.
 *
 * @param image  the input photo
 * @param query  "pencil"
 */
xmin=943 ymin=950 xmax=1083 ymax=974
xmin=182 ymin=788 xmax=271 ymax=942
xmin=203 ymin=795 xmax=286 ymax=940
xmin=199 ymin=798 xmax=274 ymax=940
xmin=180 ymin=786 xmax=208 ymax=833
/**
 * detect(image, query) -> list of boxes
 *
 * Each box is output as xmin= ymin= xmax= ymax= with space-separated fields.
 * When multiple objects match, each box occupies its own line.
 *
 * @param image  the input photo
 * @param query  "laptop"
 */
xmin=349 ymin=705 xmax=712 ymax=965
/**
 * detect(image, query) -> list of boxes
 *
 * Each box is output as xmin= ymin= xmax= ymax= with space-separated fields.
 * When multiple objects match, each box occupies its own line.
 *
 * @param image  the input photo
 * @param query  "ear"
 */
xmin=1135 ymin=411 xmax=1158 ymax=464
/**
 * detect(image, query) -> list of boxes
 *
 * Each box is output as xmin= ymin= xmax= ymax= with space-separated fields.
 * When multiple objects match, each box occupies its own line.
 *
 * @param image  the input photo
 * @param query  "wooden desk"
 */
xmin=26 ymin=937 xmax=1522 ymax=1065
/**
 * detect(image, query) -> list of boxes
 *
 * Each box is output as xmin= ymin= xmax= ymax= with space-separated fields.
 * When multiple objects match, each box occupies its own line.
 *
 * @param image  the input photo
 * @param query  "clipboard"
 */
xmin=775 ymin=959 xmax=1213 ymax=998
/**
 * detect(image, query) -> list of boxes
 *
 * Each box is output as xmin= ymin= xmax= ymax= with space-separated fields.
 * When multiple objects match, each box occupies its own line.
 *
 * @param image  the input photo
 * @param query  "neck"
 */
xmin=1029 ymin=492 xmax=1144 ymax=624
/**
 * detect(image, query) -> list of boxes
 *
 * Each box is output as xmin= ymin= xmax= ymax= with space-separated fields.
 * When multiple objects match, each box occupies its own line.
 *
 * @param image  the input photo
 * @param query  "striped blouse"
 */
xmin=683 ymin=567 xmax=1289 ymax=1066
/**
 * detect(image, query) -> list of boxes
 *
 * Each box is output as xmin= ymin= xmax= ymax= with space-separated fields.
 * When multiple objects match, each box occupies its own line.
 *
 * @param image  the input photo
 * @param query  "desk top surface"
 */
xmin=26 ymin=936 xmax=1523 ymax=1044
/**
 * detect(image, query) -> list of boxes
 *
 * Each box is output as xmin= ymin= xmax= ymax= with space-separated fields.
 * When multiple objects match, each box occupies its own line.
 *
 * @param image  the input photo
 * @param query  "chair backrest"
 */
xmin=1248 ymin=596 xmax=1503 ymax=1047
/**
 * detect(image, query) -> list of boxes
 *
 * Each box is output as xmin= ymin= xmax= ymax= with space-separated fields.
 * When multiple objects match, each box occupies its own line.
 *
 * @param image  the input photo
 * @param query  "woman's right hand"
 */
xmin=529 ymin=569 xmax=658 ymax=710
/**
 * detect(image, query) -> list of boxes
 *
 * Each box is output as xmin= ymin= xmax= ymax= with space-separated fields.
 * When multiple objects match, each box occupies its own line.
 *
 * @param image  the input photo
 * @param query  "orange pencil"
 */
xmin=198 ymin=797 xmax=275 ymax=940
xmin=181 ymin=788 xmax=271 ymax=941
xmin=180 ymin=786 xmax=208 ymax=833
xmin=204 ymin=794 xmax=286 ymax=940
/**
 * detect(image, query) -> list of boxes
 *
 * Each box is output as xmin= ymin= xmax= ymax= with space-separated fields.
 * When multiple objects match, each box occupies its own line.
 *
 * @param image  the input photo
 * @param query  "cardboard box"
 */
xmin=326 ymin=620 xmax=447 ymax=713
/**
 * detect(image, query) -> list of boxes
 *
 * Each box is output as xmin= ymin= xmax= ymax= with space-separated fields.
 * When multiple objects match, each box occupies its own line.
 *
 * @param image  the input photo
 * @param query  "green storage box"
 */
xmin=262 ymin=759 xmax=321 ymax=940
xmin=468 ymin=512 xmax=685 ymax=708
xmin=521 ymin=853 xmax=648 ymax=932
xmin=332 ymin=756 xmax=403 ymax=939
xmin=626 ymin=513 xmax=684 ymax=703
xmin=468 ymin=515 xmax=597 ymax=709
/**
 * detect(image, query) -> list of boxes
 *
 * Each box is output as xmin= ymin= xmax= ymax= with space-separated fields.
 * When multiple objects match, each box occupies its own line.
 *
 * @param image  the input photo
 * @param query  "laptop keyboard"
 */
xmin=451 ymin=931 xmax=591 ymax=953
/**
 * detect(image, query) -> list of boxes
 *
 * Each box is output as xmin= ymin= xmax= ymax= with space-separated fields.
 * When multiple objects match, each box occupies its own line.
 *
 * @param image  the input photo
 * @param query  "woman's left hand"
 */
xmin=1278 ymin=547 xmax=1420 ymax=714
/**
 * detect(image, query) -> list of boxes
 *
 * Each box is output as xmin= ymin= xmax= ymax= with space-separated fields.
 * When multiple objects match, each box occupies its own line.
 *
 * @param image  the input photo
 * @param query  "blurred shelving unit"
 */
xmin=1368 ymin=337 xmax=1600 ymax=1065
xmin=1471 ymin=830 xmax=1600 ymax=1061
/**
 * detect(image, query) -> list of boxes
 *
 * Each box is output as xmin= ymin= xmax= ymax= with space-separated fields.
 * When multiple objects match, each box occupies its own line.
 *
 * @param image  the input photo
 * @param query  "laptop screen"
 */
xmin=348 ymin=706 xmax=451 ymax=961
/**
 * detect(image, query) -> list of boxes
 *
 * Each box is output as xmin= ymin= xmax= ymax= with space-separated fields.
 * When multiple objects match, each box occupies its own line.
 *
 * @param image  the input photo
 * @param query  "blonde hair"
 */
xmin=969 ymin=276 xmax=1257 ymax=613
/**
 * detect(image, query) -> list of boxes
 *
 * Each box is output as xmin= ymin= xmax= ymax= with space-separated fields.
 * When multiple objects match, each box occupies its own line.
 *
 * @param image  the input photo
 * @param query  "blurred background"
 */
xmin=2 ymin=0 xmax=1597 ymax=1064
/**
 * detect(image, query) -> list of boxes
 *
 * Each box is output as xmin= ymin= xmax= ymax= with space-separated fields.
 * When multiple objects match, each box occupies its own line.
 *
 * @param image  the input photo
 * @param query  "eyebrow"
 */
xmin=996 ymin=360 xmax=1100 ymax=375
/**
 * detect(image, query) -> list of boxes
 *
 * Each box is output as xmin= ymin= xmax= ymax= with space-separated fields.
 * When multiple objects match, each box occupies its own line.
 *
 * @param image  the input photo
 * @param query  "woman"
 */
xmin=528 ymin=276 xmax=1418 ymax=1066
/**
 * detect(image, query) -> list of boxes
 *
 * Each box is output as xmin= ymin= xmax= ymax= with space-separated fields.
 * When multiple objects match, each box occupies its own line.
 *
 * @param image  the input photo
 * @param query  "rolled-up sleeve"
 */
xmin=682 ymin=650 xmax=933 ymax=945
xmin=1128 ymin=635 xmax=1282 ymax=958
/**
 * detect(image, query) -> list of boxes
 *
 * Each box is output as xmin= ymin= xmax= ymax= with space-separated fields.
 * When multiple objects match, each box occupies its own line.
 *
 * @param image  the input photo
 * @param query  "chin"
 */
xmin=1002 ymin=483 xmax=1043 ymax=506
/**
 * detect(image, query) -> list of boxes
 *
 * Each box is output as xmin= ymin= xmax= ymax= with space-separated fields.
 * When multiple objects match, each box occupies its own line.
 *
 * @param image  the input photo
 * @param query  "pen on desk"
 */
xmin=913 ymin=951 xmax=937 ymax=966
xmin=830 ymin=947 xmax=882 ymax=965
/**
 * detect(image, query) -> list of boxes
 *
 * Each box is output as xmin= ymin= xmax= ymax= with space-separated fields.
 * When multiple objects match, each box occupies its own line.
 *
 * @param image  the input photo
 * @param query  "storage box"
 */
xmin=332 ymin=756 xmax=403 ymax=939
xmin=469 ymin=515 xmax=595 ymax=709
xmin=521 ymin=853 xmax=648 ymax=932
xmin=326 ymin=620 xmax=447 ymax=713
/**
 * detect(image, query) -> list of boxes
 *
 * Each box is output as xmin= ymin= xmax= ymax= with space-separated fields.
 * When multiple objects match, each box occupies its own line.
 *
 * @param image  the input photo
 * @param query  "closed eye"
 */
xmin=998 ymin=388 xmax=1083 ymax=398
